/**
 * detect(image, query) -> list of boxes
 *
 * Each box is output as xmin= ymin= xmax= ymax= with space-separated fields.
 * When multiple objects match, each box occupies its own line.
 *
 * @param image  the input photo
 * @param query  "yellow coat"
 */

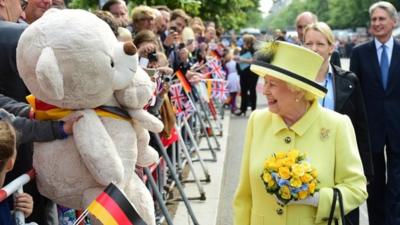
xmin=233 ymin=101 xmax=367 ymax=225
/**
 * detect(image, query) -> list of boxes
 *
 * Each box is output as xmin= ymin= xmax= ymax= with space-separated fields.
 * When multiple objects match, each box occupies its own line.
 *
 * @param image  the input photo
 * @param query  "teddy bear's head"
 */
xmin=17 ymin=9 xmax=137 ymax=109
xmin=114 ymin=67 xmax=155 ymax=110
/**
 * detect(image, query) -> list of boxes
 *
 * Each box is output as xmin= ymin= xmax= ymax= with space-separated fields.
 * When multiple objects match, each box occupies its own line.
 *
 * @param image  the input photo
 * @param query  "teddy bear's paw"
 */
xmin=130 ymin=110 xmax=164 ymax=133
xmin=136 ymin=146 xmax=159 ymax=167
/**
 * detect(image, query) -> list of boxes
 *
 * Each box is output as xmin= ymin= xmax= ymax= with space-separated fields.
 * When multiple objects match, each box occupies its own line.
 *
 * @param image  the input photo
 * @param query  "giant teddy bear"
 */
xmin=16 ymin=9 xmax=158 ymax=225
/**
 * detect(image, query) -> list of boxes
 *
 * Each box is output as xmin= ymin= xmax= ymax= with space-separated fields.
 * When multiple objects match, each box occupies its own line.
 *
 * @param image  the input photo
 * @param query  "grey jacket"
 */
xmin=0 ymin=94 xmax=66 ymax=144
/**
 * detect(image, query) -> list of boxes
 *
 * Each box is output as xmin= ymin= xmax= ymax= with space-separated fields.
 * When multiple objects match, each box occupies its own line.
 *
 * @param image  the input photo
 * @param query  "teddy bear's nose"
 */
xmin=123 ymin=42 xmax=137 ymax=56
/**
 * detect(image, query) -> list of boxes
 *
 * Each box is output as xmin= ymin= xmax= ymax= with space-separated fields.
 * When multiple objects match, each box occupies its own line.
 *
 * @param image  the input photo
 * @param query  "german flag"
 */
xmin=87 ymin=183 xmax=147 ymax=225
xmin=176 ymin=70 xmax=192 ymax=93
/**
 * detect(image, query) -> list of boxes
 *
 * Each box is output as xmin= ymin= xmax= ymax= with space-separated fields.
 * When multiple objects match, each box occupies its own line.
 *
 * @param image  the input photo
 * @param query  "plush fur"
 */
xmin=115 ymin=67 xmax=164 ymax=167
xmin=16 ymin=9 xmax=155 ymax=225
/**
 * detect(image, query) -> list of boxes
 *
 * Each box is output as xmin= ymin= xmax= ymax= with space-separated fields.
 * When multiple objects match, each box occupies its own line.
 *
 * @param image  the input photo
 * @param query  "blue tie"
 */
xmin=380 ymin=45 xmax=389 ymax=90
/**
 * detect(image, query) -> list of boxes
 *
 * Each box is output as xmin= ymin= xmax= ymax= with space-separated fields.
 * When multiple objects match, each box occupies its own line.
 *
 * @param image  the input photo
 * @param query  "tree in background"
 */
xmin=263 ymin=0 xmax=400 ymax=31
xmin=67 ymin=0 xmax=262 ymax=30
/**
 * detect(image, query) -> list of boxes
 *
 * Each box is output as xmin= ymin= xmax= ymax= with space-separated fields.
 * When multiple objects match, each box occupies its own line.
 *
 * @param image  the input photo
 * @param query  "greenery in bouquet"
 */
xmin=260 ymin=149 xmax=319 ymax=205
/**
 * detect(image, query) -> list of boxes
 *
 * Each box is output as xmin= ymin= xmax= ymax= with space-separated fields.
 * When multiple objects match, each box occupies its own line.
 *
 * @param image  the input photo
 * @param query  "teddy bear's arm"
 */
xmin=73 ymin=109 xmax=124 ymax=185
xmin=132 ymin=122 xmax=159 ymax=167
xmin=128 ymin=109 xmax=164 ymax=133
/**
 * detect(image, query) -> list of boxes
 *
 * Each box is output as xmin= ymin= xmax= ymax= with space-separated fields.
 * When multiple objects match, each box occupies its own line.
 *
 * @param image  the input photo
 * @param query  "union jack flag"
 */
xmin=182 ymin=99 xmax=195 ymax=118
xmin=212 ymin=80 xmax=228 ymax=101
xmin=206 ymin=58 xmax=226 ymax=80
xmin=200 ymin=65 xmax=211 ymax=79
xmin=169 ymin=83 xmax=187 ymax=113
xmin=155 ymin=76 xmax=164 ymax=95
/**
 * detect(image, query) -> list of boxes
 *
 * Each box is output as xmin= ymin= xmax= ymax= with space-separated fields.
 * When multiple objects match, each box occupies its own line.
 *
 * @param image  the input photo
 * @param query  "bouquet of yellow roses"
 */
xmin=260 ymin=149 xmax=318 ymax=205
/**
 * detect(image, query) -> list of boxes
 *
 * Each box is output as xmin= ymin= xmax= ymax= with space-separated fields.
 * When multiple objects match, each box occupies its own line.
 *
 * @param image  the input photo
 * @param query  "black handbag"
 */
xmin=327 ymin=188 xmax=346 ymax=225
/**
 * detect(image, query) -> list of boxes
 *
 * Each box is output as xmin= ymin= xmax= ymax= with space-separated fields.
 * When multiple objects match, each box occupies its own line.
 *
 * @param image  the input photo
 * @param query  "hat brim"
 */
xmin=251 ymin=61 xmax=327 ymax=98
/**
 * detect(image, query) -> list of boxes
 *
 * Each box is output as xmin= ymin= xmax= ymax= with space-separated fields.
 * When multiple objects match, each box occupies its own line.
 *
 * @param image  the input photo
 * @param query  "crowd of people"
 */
xmin=234 ymin=1 xmax=400 ymax=225
xmin=0 ymin=0 xmax=260 ymax=224
xmin=1 ymin=0 xmax=400 ymax=224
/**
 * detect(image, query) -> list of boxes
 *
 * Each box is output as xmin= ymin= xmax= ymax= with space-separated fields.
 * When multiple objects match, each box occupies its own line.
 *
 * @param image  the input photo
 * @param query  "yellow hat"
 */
xmin=250 ymin=41 xmax=326 ymax=97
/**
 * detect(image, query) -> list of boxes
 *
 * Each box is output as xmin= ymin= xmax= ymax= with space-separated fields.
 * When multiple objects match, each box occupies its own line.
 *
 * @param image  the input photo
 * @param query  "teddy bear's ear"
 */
xmin=36 ymin=47 xmax=64 ymax=100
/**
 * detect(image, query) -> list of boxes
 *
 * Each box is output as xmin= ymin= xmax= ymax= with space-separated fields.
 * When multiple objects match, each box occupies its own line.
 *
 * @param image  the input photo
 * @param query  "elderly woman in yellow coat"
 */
xmin=233 ymin=41 xmax=367 ymax=225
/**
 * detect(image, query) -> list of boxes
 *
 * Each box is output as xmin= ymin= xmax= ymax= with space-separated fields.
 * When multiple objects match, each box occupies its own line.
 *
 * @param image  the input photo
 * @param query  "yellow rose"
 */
xmin=298 ymin=190 xmax=308 ymax=200
xmin=308 ymin=181 xmax=316 ymax=193
xmin=301 ymin=161 xmax=312 ymax=172
xmin=300 ymin=173 xmax=313 ymax=183
xmin=264 ymin=157 xmax=275 ymax=169
xmin=275 ymin=151 xmax=287 ymax=159
xmin=275 ymin=159 xmax=284 ymax=168
xmin=268 ymin=162 xmax=279 ymax=172
xmin=311 ymin=169 xmax=318 ymax=178
xmin=278 ymin=167 xmax=291 ymax=180
xmin=280 ymin=186 xmax=291 ymax=200
xmin=268 ymin=179 xmax=276 ymax=188
xmin=287 ymin=149 xmax=300 ymax=159
xmin=263 ymin=172 xmax=272 ymax=183
xmin=290 ymin=177 xmax=302 ymax=188
xmin=283 ymin=157 xmax=296 ymax=167
xmin=291 ymin=164 xmax=305 ymax=177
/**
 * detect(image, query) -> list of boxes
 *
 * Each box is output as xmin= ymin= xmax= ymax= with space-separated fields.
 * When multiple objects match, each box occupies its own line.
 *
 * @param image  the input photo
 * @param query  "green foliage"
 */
xmin=68 ymin=0 xmax=261 ymax=30
xmin=195 ymin=0 xmax=259 ymax=30
xmin=262 ymin=0 xmax=307 ymax=31
xmin=263 ymin=0 xmax=399 ymax=31
xmin=327 ymin=0 xmax=375 ymax=28
xmin=68 ymin=0 xmax=99 ymax=10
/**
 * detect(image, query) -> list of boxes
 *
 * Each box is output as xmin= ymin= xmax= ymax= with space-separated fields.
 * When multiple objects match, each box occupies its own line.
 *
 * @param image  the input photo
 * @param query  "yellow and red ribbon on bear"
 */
xmin=26 ymin=95 xmax=129 ymax=121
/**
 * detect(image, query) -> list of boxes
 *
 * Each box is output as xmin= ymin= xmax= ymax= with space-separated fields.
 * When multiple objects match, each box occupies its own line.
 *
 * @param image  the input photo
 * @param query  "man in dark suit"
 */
xmin=350 ymin=2 xmax=400 ymax=225
xmin=295 ymin=11 xmax=341 ymax=67
xmin=0 ymin=0 xmax=29 ymax=102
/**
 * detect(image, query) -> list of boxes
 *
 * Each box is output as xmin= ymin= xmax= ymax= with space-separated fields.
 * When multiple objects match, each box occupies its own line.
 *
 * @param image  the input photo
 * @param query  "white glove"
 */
xmin=288 ymin=192 xmax=319 ymax=207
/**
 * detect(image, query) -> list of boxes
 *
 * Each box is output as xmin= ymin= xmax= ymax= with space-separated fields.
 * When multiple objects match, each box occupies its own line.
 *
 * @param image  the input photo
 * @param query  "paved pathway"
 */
xmin=173 ymin=58 xmax=369 ymax=225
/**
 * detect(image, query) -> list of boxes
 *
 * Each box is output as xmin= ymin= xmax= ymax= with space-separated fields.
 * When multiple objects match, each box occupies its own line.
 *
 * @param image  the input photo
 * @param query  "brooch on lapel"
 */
xmin=320 ymin=128 xmax=330 ymax=141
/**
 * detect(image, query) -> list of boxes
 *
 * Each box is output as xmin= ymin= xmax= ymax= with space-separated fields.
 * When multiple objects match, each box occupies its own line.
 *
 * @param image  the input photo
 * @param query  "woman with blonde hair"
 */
xmin=303 ymin=22 xmax=372 ymax=225
xmin=131 ymin=5 xmax=156 ymax=33
xmin=190 ymin=17 xmax=205 ymax=43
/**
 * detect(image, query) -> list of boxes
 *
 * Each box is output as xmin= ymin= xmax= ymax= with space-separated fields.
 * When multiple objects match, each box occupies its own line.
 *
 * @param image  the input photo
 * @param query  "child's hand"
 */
xmin=14 ymin=193 xmax=33 ymax=218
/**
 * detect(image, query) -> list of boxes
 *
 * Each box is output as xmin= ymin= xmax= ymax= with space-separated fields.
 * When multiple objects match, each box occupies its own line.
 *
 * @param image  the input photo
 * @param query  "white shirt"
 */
xmin=375 ymin=37 xmax=394 ymax=65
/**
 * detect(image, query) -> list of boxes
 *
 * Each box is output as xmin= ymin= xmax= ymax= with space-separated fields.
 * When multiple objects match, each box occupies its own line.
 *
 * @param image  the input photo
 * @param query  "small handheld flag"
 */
xmin=76 ymin=183 xmax=147 ymax=225
xmin=175 ymin=70 xmax=192 ymax=93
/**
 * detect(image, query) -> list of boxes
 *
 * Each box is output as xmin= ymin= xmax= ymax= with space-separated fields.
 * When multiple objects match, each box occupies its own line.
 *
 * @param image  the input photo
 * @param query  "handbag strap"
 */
xmin=328 ymin=188 xmax=346 ymax=225
xmin=327 ymin=188 xmax=338 ymax=225
xmin=335 ymin=188 xmax=346 ymax=225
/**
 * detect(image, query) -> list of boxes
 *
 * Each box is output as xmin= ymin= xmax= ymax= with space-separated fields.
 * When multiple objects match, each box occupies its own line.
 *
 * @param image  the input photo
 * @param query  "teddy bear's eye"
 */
xmin=110 ymin=60 xmax=114 ymax=68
